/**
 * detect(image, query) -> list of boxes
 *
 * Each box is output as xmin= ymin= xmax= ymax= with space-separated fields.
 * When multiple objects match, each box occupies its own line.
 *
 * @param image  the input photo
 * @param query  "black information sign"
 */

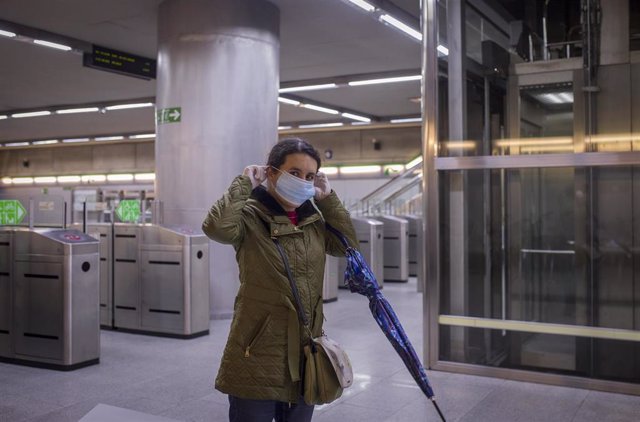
xmin=83 ymin=45 xmax=156 ymax=80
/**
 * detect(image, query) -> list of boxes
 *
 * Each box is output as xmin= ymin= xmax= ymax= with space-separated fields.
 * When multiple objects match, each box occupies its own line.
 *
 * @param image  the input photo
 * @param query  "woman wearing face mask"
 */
xmin=202 ymin=137 xmax=357 ymax=422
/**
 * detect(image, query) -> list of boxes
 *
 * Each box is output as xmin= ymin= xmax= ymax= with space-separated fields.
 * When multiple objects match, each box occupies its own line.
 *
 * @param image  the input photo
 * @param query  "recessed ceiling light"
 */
xmin=0 ymin=29 xmax=17 ymax=38
xmin=346 ymin=0 xmax=376 ymax=12
xmin=11 ymin=111 xmax=51 ymax=118
xmin=379 ymin=14 xmax=421 ymax=41
xmin=341 ymin=112 xmax=371 ymax=123
xmin=33 ymin=39 xmax=72 ymax=51
xmin=299 ymin=122 xmax=344 ymax=129
xmin=105 ymin=102 xmax=154 ymax=111
xmin=301 ymin=104 xmax=340 ymax=115
xmin=348 ymin=75 xmax=421 ymax=86
xmin=56 ymin=107 xmax=100 ymax=114
xmin=390 ymin=117 xmax=421 ymax=123
xmin=278 ymin=97 xmax=301 ymax=106
xmin=279 ymin=83 xmax=337 ymax=93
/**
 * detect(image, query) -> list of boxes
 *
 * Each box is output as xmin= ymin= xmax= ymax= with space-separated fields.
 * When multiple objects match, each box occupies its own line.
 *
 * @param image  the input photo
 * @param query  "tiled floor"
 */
xmin=1 ymin=279 xmax=639 ymax=421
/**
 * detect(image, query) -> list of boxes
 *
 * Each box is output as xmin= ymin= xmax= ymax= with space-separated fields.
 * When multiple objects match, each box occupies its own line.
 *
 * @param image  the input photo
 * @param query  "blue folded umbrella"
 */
xmin=326 ymin=224 xmax=446 ymax=422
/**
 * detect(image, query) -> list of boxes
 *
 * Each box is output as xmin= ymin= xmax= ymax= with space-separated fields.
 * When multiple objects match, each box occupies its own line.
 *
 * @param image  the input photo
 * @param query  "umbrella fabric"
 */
xmin=326 ymin=224 xmax=445 ymax=421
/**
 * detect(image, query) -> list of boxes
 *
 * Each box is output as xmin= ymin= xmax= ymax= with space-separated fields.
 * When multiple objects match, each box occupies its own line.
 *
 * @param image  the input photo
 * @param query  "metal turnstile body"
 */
xmin=113 ymin=224 xmax=141 ymax=330
xmin=72 ymin=223 xmax=113 ymax=327
xmin=139 ymin=225 xmax=210 ymax=337
xmin=340 ymin=217 xmax=384 ymax=289
xmin=374 ymin=216 xmax=409 ymax=282
xmin=0 ymin=230 xmax=13 ymax=357
xmin=323 ymin=255 xmax=340 ymax=302
xmin=402 ymin=215 xmax=424 ymax=291
xmin=1 ymin=228 xmax=100 ymax=370
xmin=112 ymin=224 xmax=210 ymax=338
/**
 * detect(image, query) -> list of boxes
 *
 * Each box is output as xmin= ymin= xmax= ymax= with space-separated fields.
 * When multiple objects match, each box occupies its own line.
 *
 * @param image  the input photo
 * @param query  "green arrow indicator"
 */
xmin=0 ymin=200 xmax=27 ymax=225
xmin=156 ymin=107 xmax=181 ymax=124
xmin=116 ymin=200 xmax=141 ymax=222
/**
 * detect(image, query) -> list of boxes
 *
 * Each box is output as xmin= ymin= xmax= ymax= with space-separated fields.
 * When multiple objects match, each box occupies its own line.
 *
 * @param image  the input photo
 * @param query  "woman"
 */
xmin=202 ymin=137 xmax=357 ymax=422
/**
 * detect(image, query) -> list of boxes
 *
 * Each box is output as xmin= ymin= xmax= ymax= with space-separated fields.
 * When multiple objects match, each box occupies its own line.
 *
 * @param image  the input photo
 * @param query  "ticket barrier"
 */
xmin=0 ymin=228 xmax=100 ymax=370
xmin=402 ymin=215 xmax=424 ymax=291
xmin=373 ymin=216 xmax=409 ymax=282
xmin=322 ymin=255 xmax=340 ymax=302
xmin=71 ymin=223 xmax=112 ymax=327
xmin=113 ymin=224 xmax=210 ymax=338
xmin=338 ymin=217 xmax=385 ymax=289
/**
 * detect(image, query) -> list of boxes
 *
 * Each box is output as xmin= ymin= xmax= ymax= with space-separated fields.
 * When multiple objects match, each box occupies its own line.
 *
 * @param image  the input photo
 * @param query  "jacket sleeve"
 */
xmin=202 ymin=175 xmax=253 ymax=246
xmin=315 ymin=190 xmax=358 ymax=257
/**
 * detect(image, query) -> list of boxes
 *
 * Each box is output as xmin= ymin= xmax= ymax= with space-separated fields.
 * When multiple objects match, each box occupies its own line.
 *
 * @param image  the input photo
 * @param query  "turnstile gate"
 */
xmin=0 ymin=228 xmax=100 ymax=370
xmin=112 ymin=224 xmax=210 ymax=338
xmin=323 ymin=255 xmax=340 ymax=302
xmin=374 ymin=216 xmax=409 ymax=282
xmin=402 ymin=215 xmax=424 ymax=291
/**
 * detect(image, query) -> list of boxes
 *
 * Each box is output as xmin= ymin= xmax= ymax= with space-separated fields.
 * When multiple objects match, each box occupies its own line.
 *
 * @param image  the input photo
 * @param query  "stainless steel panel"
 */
xmin=403 ymin=215 xmax=424 ymax=283
xmin=113 ymin=225 xmax=140 ymax=329
xmin=0 ymin=233 xmax=11 ymax=356
xmin=69 ymin=252 xmax=100 ymax=364
xmin=374 ymin=216 xmax=409 ymax=282
xmin=13 ymin=261 xmax=63 ymax=360
xmin=140 ymin=250 xmax=183 ymax=331
xmin=188 ymin=239 xmax=210 ymax=335
xmin=322 ymin=255 xmax=339 ymax=302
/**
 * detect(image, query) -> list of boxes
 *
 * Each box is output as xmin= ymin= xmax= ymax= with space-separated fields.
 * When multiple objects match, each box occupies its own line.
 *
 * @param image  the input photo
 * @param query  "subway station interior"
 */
xmin=1 ymin=0 xmax=640 ymax=421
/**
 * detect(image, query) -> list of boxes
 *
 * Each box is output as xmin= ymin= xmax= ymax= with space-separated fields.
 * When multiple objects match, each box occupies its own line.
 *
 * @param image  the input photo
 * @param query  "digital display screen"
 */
xmin=83 ymin=45 xmax=156 ymax=80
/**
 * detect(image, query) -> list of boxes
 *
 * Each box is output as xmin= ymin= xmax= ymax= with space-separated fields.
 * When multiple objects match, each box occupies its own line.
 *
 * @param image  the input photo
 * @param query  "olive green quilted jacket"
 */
xmin=202 ymin=175 xmax=357 ymax=403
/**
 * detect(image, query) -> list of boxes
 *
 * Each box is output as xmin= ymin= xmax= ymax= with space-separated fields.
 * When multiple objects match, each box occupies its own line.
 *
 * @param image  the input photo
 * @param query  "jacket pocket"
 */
xmin=244 ymin=314 xmax=272 ymax=358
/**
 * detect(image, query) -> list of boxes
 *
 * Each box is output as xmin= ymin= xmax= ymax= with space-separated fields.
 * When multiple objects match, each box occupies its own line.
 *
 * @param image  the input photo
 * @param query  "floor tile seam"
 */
xmin=451 ymin=378 xmax=507 ymax=422
xmin=568 ymin=391 xmax=591 ymax=422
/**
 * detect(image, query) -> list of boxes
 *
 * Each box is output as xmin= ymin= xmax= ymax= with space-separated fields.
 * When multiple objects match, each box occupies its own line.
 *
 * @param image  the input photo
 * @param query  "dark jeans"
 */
xmin=228 ymin=395 xmax=314 ymax=422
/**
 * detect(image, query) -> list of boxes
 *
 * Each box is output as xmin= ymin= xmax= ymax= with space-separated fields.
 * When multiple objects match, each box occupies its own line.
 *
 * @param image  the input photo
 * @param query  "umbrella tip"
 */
xmin=431 ymin=399 xmax=446 ymax=422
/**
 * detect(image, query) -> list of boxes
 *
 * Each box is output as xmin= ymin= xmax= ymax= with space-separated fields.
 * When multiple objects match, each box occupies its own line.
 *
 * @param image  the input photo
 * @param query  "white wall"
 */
xmin=329 ymin=177 xmax=388 ymax=207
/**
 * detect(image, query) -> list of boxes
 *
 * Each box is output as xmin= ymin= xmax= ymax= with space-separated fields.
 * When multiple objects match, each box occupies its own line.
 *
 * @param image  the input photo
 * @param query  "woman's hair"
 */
xmin=267 ymin=137 xmax=321 ymax=170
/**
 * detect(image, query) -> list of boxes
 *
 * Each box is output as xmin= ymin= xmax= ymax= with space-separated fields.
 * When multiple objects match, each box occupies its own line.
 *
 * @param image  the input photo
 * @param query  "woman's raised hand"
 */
xmin=314 ymin=171 xmax=331 ymax=201
xmin=243 ymin=165 xmax=268 ymax=189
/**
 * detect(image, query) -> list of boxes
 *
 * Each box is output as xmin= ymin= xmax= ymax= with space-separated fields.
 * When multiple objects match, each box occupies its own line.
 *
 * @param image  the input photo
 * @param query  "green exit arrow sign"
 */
xmin=156 ymin=107 xmax=181 ymax=125
xmin=116 ymin=200 xmax=141 ymax=223
xmin=0 ymin=200 xmax=27 ymax=225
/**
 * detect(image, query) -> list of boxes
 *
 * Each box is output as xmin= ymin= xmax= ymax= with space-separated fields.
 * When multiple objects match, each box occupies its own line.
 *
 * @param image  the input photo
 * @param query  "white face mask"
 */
xmin=272 ymin=167 xmax=316 ymax=207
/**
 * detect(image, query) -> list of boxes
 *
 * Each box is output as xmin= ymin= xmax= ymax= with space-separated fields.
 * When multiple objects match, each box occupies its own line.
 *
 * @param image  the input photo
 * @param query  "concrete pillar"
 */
xmin=156 ymin=0 xmax=280 ymax=319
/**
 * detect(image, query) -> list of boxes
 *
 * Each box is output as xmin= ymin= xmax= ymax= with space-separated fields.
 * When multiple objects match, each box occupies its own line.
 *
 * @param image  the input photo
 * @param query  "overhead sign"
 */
xmin=156 ymin=107 xmax=181 ymax=124
xmin=0 ymin=200 xmax=27 ymax=225
xmin=83 ymin=45 xmax=156 ymax=80
xmin=116 ymin=200 xmax=141 ymax=223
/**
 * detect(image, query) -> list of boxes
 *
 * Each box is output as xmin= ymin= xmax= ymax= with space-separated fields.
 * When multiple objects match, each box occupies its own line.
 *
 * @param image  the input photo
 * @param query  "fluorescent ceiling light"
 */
xmin=134 ymin=173 xmax=156 ymax=181
xmin=107 ymin=174 xmax=134 ymax=182
xmin=299 ymin=122 xmax=344 ymax=129
xmin=1 ymin=177 xmax=12 ymax=185
xmin=81 ymin=175 xmax=106 ymax=182
xmin=534 ymin=92 xmax=573 ymax=105
xmin=0 ymin=29 xmax=17 ymax=38
xmin=379 ymin=14 xmax=422 ymax=41
xmin=442 ymin=141 xmax=476 ymax=150
xmin=33 ymin=39 xmax=72 ymax=51
xmin=340 ymin=165 xmax=382 ymax=175
xmin=278 ymin=97 xmax=301 ymax=106
xmin=587 ymin=133 xmax=640 ymax=143
xmin=279 ymin=83 xmax=337 ymax=93
xmin=34 ymin=177 xmax=57 ymax=184
xmin=406 ymin=155 xmax=423 ymax=168
xmin=347 ymin=0 xmax=376 ymax=12
xmin=33 ymin=139 xmax=59 ymax=145
xmin=341 ymin=112 xmax=371 ymax=122
xmin=5 ymin=142 xmax=30 ymax=147
xmin=278 ymin=126 xmax=292 ymax=130
xmin=105 ymin=102 xmax=154 ymax=111
xmin=129 ymin=133 xmax=155 ymax=139
xmin=12 ymin=177 xmax=34 ymax=184
xmin=56 ymin=107 xmax=99 ymax=114
xmin=348 ymin=75 xmax=421 ymax=86
xmin=390 ymin=117 xmax=421 ymax=123
xmin=495 ymin=137 xmax=572 ymax=147
xmin=320 ymin=167 xmax=339 ymax=175
xmin=94 ymin=136 xmax=124 ymax=141
xmin=62 ymin=138 xmax=90 ymax=143
xmin=301 ymin=104 xmax=340 ymax=115
xmin=0 ymin=115 xmax=7 ymax=120
xmin=11 ymin=111 xmax=51 ymax=118
xmin=58 ymin=175 xmax=81 ymax=183
xmin=437 ymin=45 xmax=449 ymax=55
xmin=351 ymin=121 xmax=370 ymax=126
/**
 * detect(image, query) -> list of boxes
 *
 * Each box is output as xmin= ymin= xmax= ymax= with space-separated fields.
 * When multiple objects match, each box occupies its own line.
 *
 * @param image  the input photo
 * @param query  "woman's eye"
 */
xmin=289 ymin=171 xmax=299 ymax=177
xmin=306 ymin=175 xmax=315 ymax=181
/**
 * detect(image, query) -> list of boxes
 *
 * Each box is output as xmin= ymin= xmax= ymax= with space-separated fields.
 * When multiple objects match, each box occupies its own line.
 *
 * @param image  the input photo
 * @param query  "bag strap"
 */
xmin=325 ymin=222 xmax=351 ymax=249
xmin=271 ymin=237 xmax=309 ymax=328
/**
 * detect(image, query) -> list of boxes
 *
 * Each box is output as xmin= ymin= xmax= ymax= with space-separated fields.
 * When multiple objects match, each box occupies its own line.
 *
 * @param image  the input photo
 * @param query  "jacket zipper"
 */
xmin=244 ymin=314 xmax=271 ymax=358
